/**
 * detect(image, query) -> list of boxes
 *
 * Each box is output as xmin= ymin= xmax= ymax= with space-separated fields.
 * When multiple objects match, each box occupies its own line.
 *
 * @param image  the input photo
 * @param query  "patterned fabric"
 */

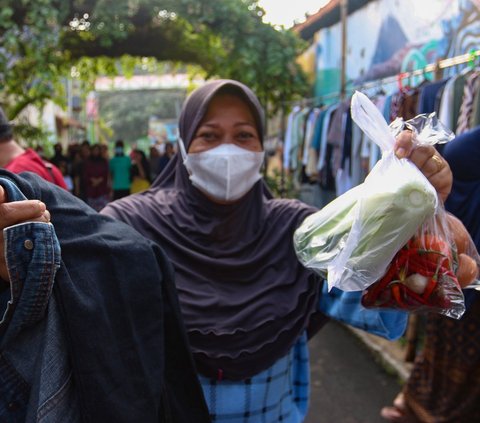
xmin=456 ymin=71 xmax=480 ymax=135
xmin=198 ymin=285 xmax=408 ymax=423
xmin=199 ymin=333 xmax=309 ymax=423
xmin=404 ymin=296 xmax=480 ymax=423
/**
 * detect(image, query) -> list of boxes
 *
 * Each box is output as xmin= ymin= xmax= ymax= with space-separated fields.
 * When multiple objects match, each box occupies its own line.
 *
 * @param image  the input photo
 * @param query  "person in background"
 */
xmin=109 ymin=139 xmax=131 ymax=200
xmin=59 ymin=159 xmax=74 ymax=193
xmin=149 ymin=144 xmax=162 ymax=180
xmin=34 ymin=144 xmax=46 ymax=160
xmin=83 ymin=143 xmax=110 ymax=211
xmin=50 ymin=142 xmax=69 ymax=169
xmin=130 ymin=149 xmax=151 ymax=194
xmin=72 ymin=140 xmax=91 ymax=200
xmin=100 ymin=143 xmax=109 ymax=161
xmin=381 ymin=126 xmax=480 ymax=423
xmin=0 ymin=106 xmax=67 ymax=189
xmin=102 ymin=80 xmax=455 ymax=423
xmin=156 ymin=141 xmax=174 ymax=176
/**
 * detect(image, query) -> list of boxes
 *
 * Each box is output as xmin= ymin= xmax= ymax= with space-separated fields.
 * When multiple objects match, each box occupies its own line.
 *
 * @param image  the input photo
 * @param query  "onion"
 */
xmin=402 ymin=273 xmax=429 ymax=294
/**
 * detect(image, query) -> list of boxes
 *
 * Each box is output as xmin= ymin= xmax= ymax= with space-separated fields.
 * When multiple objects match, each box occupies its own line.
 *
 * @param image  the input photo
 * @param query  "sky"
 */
xmin=258 ymin=0 xmax=331 ymax=28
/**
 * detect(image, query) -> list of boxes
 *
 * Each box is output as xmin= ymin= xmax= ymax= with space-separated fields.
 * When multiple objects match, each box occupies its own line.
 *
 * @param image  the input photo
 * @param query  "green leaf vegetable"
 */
xmin=294 ymin=175 xmax=437 ymax=291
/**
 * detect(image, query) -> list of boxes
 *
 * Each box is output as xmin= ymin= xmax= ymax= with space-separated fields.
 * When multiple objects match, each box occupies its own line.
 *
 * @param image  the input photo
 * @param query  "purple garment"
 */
xmin=102 ymin=80 xmax=321 ymax=380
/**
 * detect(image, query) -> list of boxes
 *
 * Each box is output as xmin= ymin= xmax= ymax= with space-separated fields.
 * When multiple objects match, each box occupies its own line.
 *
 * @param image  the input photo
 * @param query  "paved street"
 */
xmin=304 ymin=322 xmax=402 ymax=423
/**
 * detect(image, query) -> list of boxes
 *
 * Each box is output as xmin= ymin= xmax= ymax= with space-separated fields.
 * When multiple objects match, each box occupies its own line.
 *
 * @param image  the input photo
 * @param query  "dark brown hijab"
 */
xmin=102 ymin=80 xmax=320 ymax=380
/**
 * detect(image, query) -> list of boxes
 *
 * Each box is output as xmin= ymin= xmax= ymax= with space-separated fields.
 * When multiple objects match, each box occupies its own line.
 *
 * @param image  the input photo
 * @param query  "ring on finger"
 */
xmin=430 ymin=154 xmax=444 ymax=172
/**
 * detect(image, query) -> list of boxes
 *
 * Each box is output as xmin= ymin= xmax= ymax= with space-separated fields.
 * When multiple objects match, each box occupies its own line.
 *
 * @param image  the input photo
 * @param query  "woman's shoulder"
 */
xmin=102 ymin=187 xmax=177 ymax=219
xmin=266 ymin=197 xmax=317 ymax=220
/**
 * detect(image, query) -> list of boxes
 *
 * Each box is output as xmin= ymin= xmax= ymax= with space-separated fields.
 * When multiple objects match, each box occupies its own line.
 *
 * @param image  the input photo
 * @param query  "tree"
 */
xmin=0 ymin=0 xmax=309 ymax=122
xmin=98 ymin=88 xmax=185 ymax=142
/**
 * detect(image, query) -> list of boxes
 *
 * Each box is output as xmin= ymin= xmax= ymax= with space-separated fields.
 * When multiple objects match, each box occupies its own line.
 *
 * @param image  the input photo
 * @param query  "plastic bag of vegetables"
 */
xmin=360 ymin=118 xmax=480 ymax=319
xmin=361 ymin=209 xmax=479 ymax=319
xmin=294 ymin=91 xmax=440 ymax=292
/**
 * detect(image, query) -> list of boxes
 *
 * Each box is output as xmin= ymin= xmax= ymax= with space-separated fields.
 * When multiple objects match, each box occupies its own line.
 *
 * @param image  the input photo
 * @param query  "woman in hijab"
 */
xmin=381 ymin=126 xmax=480 ymax=423
xmin=102 ymin=80 xmax=453 ymax=423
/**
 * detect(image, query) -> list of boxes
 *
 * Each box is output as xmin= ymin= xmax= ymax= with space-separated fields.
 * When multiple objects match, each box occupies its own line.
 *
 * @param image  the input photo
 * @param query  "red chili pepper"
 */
xmin=406 ymin=260 xmax=436 ymax=277
xmin=391 ymin=283 xmax=406 ymax=308
xmin=402 ymin=286 xmax=427 ymax=305
xmin=422 ymin=275 xmax=437 ymax=300
xmin=364 ymin=237 xmax=458 ymax=311
xmin=367 ymin=263 xmax=400 ymax=300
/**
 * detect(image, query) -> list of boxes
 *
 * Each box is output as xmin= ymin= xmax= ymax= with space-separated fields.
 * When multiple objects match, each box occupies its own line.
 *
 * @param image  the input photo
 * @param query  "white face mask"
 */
xmin=178 ymin=139 xmax=265 ymax=202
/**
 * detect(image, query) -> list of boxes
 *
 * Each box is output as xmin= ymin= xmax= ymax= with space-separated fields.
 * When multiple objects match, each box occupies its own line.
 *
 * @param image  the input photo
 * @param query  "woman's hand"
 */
xmin=394 ymin=130 xmax=452 ymax=202
xmin=0 ymin=186 xmax=51 ymax=282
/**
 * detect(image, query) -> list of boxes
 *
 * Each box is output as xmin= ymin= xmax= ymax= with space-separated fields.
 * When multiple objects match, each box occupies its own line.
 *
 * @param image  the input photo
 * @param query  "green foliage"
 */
xmin=98 ymin=88 xmax=186 ymax=143
xmin=12 ymin=119 xmax=54 ymax=152
xmin=1 ymin=0 xmax=309 ymax=130
xmin=264 ymin=168 xmax=299 ymax=199
xmin=0 ymin=1 xmax=69 ymax=119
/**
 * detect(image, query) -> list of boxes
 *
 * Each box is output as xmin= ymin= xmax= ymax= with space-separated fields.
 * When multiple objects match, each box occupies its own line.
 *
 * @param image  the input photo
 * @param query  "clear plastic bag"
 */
xmin=361 ymin=211 xmax=475 ymax=319
xmin=447 ymin=213 xmax=480 ymax=291
xmin=294 ymin=91 xmax=439 ymax=292
xmin=360 ymin=112 xmax=480 ymax=318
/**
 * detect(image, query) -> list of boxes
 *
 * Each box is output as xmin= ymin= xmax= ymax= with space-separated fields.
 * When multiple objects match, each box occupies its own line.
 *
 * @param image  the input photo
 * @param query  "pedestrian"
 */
xmin=155 ymin=141 xmax=174 ymax=175
xmin=83 ymin=143 xmax=110 ymax=211
xmin=0 ymin=169 xmax=210 ymax=422
xmin=100 ymin=143 xmax=109 ymax=161
xmin=381 ymin=126 xmax=480 ymax=423
xmin=130 ymin=148 xmax=151 ymax=193
xmin=149 ymin=144 xmax=162 ymax=180
xmin=109 ymin=139 xmax=131 ymax=200
xmin=101 ymin=79 xmax=454 ymax=423
xmin=50 ymin=142 xmax=69 ymax=168
xmin=58 ymin=159 xmax=74 ymax=192
xmin=72 ymin=140 xmax=91 ymax=200
xmin=0 ymin=106 xmax=67 ymax=189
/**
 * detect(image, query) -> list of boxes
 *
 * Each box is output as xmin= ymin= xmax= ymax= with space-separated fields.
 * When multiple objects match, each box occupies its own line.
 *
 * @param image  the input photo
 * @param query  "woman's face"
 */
xmin=91 ymin=145 xmax=100 ymax=157
xmin=188 ymin=94 xmax=262 ymax=154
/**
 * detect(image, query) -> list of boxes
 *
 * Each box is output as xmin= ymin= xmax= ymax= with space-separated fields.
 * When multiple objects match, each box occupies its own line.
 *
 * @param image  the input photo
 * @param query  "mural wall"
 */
xmin=314 ymin=0 xmax=480 ymax=98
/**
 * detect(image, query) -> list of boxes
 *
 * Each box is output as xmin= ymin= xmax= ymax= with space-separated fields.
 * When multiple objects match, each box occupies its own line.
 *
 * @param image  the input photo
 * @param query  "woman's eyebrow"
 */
xmin=234 ymin=121 xmax=256 ymax=127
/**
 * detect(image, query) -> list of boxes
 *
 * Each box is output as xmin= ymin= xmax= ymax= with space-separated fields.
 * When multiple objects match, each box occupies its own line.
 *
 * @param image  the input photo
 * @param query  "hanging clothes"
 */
xmin=456 ymin=70 xmax=480 ymax=135
xmin=305 ymin=108 xmax=325 ymax=178
xmin=417 ymin=79 xmax=449 ymax=114
xmin=438 ymin=76 xmax=458 ymax=132
xmin=350 ymin=121 xmax=367 ymax=187
xmin=283 ymin=105 xmax=301 ymax=172
xmin=302 ymin=107 xmax=322 ymax=178
xmin=317 ymin=104 xmax=337 ymax=173
xmin=327 ymin=100 xmax=351 ymax=178
xmin=284 ymin=50 xmax=480 ymax=206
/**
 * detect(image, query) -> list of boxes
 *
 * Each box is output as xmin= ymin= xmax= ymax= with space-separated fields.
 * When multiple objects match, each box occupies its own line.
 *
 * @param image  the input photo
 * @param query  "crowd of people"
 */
xmin=44 ymin=138 xmax=175 ymax=211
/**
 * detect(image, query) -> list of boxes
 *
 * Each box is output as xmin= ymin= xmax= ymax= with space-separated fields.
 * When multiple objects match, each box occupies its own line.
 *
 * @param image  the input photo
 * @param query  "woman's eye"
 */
xmin=198 ymin=132 xmax=217 ymax=140
xmin=237 ymin=131 xmax=254 ymax=140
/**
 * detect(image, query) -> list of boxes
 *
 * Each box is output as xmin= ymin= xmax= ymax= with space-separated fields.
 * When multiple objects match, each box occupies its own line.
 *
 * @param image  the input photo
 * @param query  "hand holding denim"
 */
xmin=0 ymin=184 xmax=50 ymax=281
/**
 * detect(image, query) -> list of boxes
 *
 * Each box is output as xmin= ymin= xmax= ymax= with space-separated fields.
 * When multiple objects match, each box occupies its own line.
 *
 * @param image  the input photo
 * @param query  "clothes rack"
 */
xmin=292 ymin=49 xmax=480 ymax=106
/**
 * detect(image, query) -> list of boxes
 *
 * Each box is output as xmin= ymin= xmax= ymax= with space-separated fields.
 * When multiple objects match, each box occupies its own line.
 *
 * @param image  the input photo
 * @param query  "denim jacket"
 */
xmin=0 ymin=171 xmax=210 ymax=423
xmin=0 ymin=175 xmax=78 ymax=423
